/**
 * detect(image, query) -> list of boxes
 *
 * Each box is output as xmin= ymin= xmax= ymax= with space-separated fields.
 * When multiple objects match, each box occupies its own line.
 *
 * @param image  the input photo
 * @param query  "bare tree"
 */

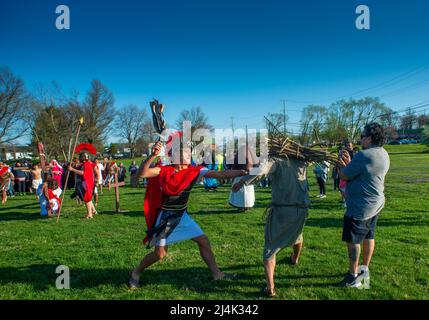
xmin=115 ymin=104 xmax=151 ymax=158
xmin=399 ymin=108 xmax=417 ymax=131
xmin=324 ymin=97 xmax=388 ymax=143
xmin=135 ymin=121 xmax=155 ymax=156
xmin=0 ymin=67 xmax=29 ymax=144
xmin=175 ymin=106 xmax=213 ymax=133
xmin=298 ymin=105 xmax=327 ymax=145
xmin=265 ymin=112 xmax=288 ymax=135
xmin=25 ymin=82 xmax=83 ymax=161
xmin=81 ymin=80 xmax=115 ymax=150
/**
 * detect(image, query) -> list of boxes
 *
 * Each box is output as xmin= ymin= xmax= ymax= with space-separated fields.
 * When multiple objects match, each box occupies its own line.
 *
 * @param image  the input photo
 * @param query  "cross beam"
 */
xmin=109 ymin=173 xmax=125 ymax=213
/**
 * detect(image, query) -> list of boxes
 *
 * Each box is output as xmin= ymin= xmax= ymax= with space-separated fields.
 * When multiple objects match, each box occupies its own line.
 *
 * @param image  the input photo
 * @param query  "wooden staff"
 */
xmin=56 ymin=117 xmax=84 ymax=223
xmin=37 ymin=142 xmax=48 ymax=181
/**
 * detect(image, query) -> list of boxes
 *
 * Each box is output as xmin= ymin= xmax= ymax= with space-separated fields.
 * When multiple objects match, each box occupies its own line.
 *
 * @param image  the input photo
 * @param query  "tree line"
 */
xmin=0 ymin=66 xmax=217 ymax=160
xmin=266 ymin=98 xmax=429 ymax=145
xmin=1 ymin=66 xmax=428 ymax=160
xmin=0 ymin=67 xmax=152 ymax=159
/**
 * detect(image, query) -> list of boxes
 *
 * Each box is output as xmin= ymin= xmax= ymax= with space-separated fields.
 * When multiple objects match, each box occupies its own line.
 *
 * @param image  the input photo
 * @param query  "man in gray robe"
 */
xmin=232 ymin=157 xmax=310 ymax=297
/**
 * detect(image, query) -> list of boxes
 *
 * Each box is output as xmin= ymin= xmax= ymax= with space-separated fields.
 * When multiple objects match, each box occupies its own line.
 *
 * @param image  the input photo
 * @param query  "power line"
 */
xmin=379 ymin=78 xmax=429 ymax=99
xmin=286 ymin=64 xmax=429 ymax=105
xmin=376 ymin=102 xmax=429 ymax=119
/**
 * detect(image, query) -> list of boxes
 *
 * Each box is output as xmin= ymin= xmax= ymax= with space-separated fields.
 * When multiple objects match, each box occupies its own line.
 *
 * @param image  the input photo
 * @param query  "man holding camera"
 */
xmin=337 ymin=123 xmax=390 ymax=288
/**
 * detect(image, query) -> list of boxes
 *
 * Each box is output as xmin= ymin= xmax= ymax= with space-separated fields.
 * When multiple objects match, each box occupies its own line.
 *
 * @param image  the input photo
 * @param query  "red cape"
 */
xmin=82 ymin=161 xmax=96 ymax=203
xmin=0 ymin=166 xmax=9 ymax=176
xmin=48 ymin=189 xmax=62 ymax=208
xmin=143 ymin=165 xmax=203 ymax=244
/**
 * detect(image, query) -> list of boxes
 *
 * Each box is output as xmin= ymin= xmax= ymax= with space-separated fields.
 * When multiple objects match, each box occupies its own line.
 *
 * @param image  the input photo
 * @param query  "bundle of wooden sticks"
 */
xmin=268 ymin=134 xmax=339 ymax=165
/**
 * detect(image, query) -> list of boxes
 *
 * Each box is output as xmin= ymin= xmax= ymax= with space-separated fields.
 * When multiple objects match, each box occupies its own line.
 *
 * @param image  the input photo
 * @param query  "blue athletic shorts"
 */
xmin=342 ymin=214 xmax=379 ymax=244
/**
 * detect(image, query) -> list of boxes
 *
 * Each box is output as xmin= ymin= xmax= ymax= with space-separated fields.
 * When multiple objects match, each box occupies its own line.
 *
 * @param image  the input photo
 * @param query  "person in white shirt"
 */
xmin=95 ymin=158 xmax=104 ymax=195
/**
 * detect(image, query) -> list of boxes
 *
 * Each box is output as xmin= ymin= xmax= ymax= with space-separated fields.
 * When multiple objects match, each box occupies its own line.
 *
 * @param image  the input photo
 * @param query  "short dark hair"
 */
xmin=363 ymin=122 xmax=386 ymax=147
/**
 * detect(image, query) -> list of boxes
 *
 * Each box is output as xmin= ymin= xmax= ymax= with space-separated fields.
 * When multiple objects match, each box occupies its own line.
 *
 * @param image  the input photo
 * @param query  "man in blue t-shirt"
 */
xmin=337 ymin=123 xmax=390 ymax=288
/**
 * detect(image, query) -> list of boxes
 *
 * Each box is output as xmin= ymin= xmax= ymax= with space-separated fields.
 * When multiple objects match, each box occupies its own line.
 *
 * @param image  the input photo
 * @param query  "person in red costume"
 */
xmin=0 ymin=162 xmax=11 ymax=204
xmin=68 ymin=152 xmax=100 ymax=219
xmin=128 ymin=135 xmax=248 ymax=289
xmin=46 ymin=180 xmax=62 ymax=216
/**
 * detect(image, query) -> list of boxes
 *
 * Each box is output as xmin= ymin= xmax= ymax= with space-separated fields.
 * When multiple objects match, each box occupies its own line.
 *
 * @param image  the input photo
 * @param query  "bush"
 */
xmin=423 ymin=126 xmax=429 ymax=144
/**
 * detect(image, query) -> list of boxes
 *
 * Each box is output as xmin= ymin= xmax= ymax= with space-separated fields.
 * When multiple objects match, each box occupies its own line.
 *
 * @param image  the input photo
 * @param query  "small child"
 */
xmin=51 ymin=180 xmax=62 ymax=198
xmin=47 ymin=180 xmax=62 ymax=216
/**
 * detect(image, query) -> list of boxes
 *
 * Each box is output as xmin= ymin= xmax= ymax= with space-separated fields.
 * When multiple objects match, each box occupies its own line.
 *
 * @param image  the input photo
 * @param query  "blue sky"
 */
xmin=1 ymin=0 xmax=429 ymax=142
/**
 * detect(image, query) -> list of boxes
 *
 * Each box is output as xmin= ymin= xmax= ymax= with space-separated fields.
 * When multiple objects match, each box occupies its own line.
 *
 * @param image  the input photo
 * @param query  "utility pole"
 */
xmin=281 ymin=99 xmax=287 ymax=134
xmin=230 ymin=116 xmax=235 ymax=131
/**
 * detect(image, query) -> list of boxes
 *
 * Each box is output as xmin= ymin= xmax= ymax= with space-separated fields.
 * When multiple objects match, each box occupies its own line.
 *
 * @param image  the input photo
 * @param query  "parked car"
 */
xmin=112 ymin=153 xmax=125 ymax=159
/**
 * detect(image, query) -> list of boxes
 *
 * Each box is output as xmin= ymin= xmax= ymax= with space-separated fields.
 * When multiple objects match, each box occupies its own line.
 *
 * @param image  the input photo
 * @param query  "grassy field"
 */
xmin=0 ymin=144 xmax=428 ymax=300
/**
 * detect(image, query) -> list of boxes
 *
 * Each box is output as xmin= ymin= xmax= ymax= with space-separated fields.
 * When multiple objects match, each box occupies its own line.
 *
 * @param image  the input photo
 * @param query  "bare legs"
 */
xmin=362 ymin=239 xmax=375 ymax=266
xmin=133 ymin=246 xmax=169 ymax=277
xmin=263 ymin=241 xmax=303 ymax=295
xmin=263 ymin=257 xmax=276 ymax=294
xmin=347 ymin=243 xmax=360 ymax=274
xmin=1 ymin=190 xmax=6 ymax=204
xmin=291 ymin=241 xmax=303 ymax=264
xmin=192 ymin=235 xmax=224 ymax=280
xmin=347 ymin=239 xmax=375 ymax=274
xmin=84 ymin=201 xmax=97 ymax=219
xmin=131 ymin=235 xmax=225 ymax=283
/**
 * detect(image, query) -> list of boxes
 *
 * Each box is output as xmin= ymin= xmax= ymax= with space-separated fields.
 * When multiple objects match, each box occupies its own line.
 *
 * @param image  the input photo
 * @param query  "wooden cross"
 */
xmin=109 ymin=173 xmax=125 ymax=213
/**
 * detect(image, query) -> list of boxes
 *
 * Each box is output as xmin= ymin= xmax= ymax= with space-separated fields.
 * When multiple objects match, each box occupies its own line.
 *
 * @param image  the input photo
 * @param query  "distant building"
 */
xmin=0 ymin=145 xmax=33 ymax=161
xmin=397 ymin=128 xmax=424 ymax=140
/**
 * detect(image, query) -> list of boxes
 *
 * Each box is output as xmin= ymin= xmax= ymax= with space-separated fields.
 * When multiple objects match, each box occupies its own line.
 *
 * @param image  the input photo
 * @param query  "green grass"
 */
xmin=1 ymin=144 xmax=428 ymax=300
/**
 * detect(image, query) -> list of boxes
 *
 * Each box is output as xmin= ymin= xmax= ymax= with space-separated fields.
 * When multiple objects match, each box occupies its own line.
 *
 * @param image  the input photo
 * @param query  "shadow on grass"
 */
xmin=0 ymin=201 xmax=40 ymax=212
xmin=0 ymin=263 xmax=342 ymax=297
xmin=192 ymin=208 xmax=244 ymax=215
xmin=306 ymin=215 xmax=429 ymax=229
xmin=0 ymin=202 xmax=41 ymax=221
xmin=99 ymin=208 xmax=259 ymax=217
xmin=99 ymin=210 xmax=143 ymax=217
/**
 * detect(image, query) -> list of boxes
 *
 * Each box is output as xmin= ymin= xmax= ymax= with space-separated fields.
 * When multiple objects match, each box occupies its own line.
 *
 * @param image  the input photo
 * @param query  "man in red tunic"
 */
xmin=129 ymin=137 xmax=248 ymax=289
xmin=68 ymin=152 xmax=100 ymax=219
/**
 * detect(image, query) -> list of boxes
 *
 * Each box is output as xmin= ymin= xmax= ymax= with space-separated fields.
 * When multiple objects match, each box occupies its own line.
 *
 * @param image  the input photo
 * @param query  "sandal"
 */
xmin=128 ymin=272 xmax=140 ymax=290
xmin=262 ymin=287 xmax=277 ymax=298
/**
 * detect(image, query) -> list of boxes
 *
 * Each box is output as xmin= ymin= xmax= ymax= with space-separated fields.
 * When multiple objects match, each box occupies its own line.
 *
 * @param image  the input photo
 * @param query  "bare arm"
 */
xmin=68 ymin=166 xmax=84 ymax=177
xmin=93 ymin=166 xmax=100 ymax=182
xmin=204 ymin=169 xmax=247 ymax=179
xmin=138 ymin=141 xmax=162 ymax=179
xmin=232 ymin=160 xmax=275 ymax=192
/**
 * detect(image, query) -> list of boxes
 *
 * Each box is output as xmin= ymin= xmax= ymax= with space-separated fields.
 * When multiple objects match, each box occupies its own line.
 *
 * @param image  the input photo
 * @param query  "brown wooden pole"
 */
xmin=114 ymin=173 xmax=120 ymax=213
xmin=56 ymin=119 xmax=83 ymax=223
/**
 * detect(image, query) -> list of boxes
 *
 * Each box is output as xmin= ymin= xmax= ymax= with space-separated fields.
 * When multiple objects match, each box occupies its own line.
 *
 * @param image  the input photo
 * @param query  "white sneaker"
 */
xmin=357 ymin=265 xmax=370 ymax=289
xmin=321 ymin=195 xmax=327 ymax=199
